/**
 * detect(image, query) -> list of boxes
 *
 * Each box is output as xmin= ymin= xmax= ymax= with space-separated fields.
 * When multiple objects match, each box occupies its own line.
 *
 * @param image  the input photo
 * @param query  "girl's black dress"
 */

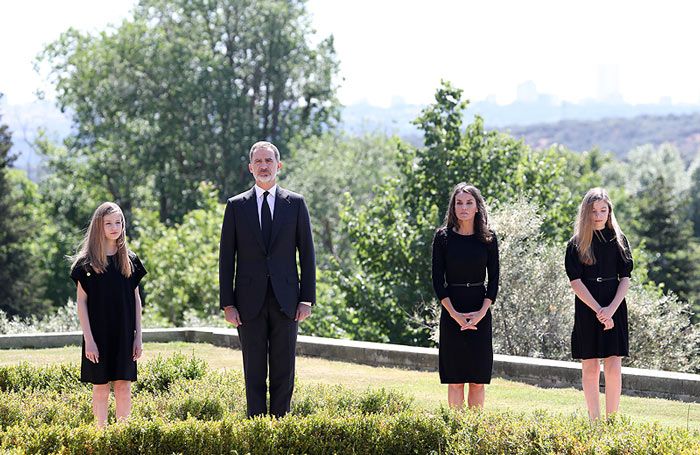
xmin=71 ymin=253 xmax=147 ymax=384
xmin=432 ymin=228 xmax=499 ymax=384
xmin=565 ymin=228 xmax=633 ymax=359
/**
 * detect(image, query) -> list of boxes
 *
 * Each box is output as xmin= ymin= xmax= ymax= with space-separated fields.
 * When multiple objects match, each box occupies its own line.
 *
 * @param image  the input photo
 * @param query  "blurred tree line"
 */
xmin=507 ymin=113 xmax=700 ymax=163
xmin=1 ymin=0 xmax=699 ymax=369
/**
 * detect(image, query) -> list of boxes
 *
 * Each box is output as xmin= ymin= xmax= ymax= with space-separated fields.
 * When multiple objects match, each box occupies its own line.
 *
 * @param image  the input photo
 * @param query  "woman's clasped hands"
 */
xmin=451 ymin=309 xmax=486 ymax=331
xmin=596 ymin=306 xmax=615 ymax=330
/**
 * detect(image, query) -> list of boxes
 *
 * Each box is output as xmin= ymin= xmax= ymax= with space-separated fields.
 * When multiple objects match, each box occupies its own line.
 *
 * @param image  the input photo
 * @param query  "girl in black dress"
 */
xmin=70 ymin=202 xmax=146 ymax=427
xmin=565 ymin=188 xmax=633 ymax=420
xmin=432 ymin=183 xmax=499 ymax=409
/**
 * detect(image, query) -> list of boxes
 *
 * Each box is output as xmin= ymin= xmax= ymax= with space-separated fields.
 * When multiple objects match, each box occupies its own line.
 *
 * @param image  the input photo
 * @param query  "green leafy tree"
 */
xmin=40 ymin=0 xmax=339 ymax=224
xmin=280 ymin=132 xmax=401 ymax=340
xmin=131 ymin=183 xmax=221 ymax=325
xmin=0 ymin=103 xmax=24 ymax=315
xmin=0 ymin=97 xmax=50 ymax=316
xmin=606 ymin=144 xmax=700 ymax=316
xmin=445 ymin=198 xmax=700 ymax=372
xmin=633 ymin=175 xmax=700 ymax=308
xmin=0 ymin=96 xmax=14 ymax=216
xmin=619 ymin=144 xmax=691 ymax=197
xmin=689 ymin=155 xmax=700 ymax=239
xmin=690 ymin=158 xmax=700 ymax=319
xmin=282 ymin=132 xmax=398 ymax=268
xmin=31 ymin=135 xmax=116 ymax=307
xmin=336 ymin=82 xmax=587 ymax=345
xmin=558 ymin=147 xmax=609 ymax=207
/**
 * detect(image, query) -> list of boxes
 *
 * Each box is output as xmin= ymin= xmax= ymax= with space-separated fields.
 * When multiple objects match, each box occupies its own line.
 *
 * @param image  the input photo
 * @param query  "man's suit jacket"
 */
xmin=219 ymin=186 xmax=315 ymax=321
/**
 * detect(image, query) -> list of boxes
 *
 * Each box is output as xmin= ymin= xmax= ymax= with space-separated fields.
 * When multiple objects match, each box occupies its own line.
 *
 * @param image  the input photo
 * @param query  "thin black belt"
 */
xmin=585 ymin=276 xmax=618 ymax=282
xmin=446 ymin=281 xmax=484 ymax=287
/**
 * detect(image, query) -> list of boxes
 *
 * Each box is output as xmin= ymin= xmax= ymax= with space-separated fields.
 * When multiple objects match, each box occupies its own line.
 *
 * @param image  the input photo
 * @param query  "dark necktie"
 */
xmin=261 ymin=190 xmax=272 ymax=250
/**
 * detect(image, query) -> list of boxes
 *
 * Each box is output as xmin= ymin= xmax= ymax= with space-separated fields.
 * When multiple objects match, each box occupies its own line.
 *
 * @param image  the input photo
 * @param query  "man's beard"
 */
xmin=256 ymin=171 xmax=277 ymax=183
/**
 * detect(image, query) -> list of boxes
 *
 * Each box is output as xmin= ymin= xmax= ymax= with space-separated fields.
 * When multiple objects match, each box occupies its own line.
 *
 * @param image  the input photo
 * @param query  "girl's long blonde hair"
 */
xmin=573 ymin=188 xmax=631 ymax=265
xmin=70 ymin=202 xmax=133 ymax=277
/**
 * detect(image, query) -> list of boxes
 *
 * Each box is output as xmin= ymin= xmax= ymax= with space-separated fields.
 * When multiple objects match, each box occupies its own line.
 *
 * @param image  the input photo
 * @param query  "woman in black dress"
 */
xmin=432 ymin=183 xmax=499 ymax=409
xmin=70 ymin=202 xmax=147 ymax=427
xmin=565 ymin=188 xmax=633 ymax=420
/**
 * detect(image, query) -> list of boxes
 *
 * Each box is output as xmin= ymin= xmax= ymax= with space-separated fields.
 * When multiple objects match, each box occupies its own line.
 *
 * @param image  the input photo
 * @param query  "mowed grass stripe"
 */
xmin=0 ymin=341 xmax=697 ymax=431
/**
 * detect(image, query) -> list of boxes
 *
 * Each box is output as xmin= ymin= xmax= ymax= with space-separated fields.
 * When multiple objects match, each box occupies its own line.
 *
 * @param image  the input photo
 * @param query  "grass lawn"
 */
xmin=1 ymin=341 xmax=697 ymax=431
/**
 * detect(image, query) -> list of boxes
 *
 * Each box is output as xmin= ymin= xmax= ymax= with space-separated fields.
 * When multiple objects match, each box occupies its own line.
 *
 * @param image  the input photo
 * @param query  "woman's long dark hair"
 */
xmin=439 ymin=182 xmax=493 ymax=243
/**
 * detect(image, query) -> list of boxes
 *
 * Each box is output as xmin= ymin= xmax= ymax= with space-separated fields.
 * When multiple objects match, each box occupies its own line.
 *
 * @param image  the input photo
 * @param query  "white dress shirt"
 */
xmin=253 ymin=184 xmax=311 ymax=308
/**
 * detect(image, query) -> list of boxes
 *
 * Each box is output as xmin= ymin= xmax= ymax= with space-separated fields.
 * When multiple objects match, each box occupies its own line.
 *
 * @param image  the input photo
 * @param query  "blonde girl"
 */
xmin=70 ymin=202 xmax=146 ymax=427
xmin=565 ymin=188 xmax=633 ymax=420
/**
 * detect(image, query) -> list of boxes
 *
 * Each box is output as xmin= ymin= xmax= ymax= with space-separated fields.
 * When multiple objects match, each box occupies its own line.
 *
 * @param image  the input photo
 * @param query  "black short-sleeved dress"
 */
xmin=71 ymin=253 xmax=147 ymax=384
xmin=432 ymin=228 xmax=500 ymax=384
xmin=565 ymin=227 xmax=633 ymax=360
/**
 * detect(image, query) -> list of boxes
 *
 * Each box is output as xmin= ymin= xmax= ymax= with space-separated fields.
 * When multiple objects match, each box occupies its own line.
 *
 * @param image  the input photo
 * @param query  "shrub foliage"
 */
xmin=0 ymin=354 xmax=698 ymax=454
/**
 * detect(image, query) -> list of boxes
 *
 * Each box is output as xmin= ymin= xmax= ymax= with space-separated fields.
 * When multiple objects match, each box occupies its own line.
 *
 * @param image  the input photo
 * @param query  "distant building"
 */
xmin=598 ymin=64 xmax=623 ymax=103
xmin=516 ymin=81 xmax=538 ymax=103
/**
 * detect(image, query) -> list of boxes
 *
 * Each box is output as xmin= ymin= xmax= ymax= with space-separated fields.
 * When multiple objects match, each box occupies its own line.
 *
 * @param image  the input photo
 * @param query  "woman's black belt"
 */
xmin=585 ymin=276 xmax=618 ymax=282
xmin=446 ymin=281 xmax=485 ymax=287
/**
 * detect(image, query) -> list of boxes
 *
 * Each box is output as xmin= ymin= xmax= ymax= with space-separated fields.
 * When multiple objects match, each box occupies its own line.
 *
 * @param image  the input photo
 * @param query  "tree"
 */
xmin=690 ymin=158 xmax=700 ymax=319
xmin=30 ymin=134 xmax=115 ymax=308
xmin=689 ymin=154 xmax=700 ymax=239
xmin=618 ymin=144 xmax=691 ymax=197
xmin=487 ymin=199 xmax=571 ymax=359
xmin=336 ymin=82 xmax=588 ymax=345
xmin=633 ymin=175 xmax=700 ymax=308
xmin=281 ymin=132 xmax=398 ymax=269
xmin=131 ymin=183 xmax=221 ymax=325
xmin=455 ymin=198 xmax=700 ymax=372
xmin=0 ymin=95 xmax=50 ymax=316
xmin=40 ymin=0 xmax=339 ymax=224
xmin=608 ymin=144 xmax=700 ymax=316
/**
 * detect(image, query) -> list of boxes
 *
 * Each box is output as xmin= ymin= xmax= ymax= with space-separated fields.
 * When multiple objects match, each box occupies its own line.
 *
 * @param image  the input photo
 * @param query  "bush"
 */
xmin=0 ymin=362 xmax=82 ymax=393
xmin=130 ymin=183 xmax=222 ymax=326
xmin=134 ymin=352 xmax=208 ymax=394
xmin=443 ymin=409 xmax=700 ymax=455
xmin=2 ymin=411 xmax=698 ymax=454
xmin=0 ymin=390 xmax=93 ymax=429
xmin=627 ymin=284 xmax=700 ymax=372
xmin=429 ymin=198 xmax=700 ymax=373
xmin=0 ymin=300 xmax=80 ymax=335
xmin=488 ymin=198 xmax=572 ymax=359
xmin=292 ymin=384 xmax=413 ymax=417
xmin=1 ymin=353 xmax=698 ymax=453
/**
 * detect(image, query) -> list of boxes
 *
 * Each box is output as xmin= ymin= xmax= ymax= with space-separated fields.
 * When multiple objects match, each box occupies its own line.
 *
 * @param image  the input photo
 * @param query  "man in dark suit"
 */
xmin=219 ymin=141 xmax=315 ymax=418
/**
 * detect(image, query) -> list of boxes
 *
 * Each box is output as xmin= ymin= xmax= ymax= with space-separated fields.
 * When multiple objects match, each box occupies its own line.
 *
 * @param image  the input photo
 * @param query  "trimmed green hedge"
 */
xmin=0 ymin=361 xmax=82 ymax=393
xmin=3 ymin=412 xmax=699 ymax=454
xmin=1 ymin=354 xmax=698 ymax=454
xmin=1 ymin=413 xmax=445 ymax=455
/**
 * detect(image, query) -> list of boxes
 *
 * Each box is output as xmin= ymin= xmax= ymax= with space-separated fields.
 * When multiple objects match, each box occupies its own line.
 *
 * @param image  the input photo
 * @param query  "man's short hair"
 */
xmin=249 ymin=141 xmax=281 ymax=162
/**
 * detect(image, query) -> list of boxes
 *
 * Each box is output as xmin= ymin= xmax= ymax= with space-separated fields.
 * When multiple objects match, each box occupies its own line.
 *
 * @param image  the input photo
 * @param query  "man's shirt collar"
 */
xmin=254 ymin=184 xmax=277 ymax=198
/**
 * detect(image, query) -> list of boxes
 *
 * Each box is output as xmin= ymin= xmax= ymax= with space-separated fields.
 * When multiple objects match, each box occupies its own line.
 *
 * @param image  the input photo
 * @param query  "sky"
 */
xmin=2 ymin=0 xmax=700 ymax=108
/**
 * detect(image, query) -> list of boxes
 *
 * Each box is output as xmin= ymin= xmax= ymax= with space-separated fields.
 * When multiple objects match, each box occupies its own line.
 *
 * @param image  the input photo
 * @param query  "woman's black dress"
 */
xmin=565 ymin=228 xmax=633 ymax=359
xmin=71 ymin=253 xmax=147 ymax=384
xmin=432 ymin=229 xmax=499 ymax=384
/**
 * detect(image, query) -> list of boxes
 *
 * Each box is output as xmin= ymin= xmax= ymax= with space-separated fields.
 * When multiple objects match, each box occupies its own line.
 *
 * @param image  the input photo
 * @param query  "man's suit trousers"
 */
xmin=237 ymin=282 xmax=298 ymax=417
